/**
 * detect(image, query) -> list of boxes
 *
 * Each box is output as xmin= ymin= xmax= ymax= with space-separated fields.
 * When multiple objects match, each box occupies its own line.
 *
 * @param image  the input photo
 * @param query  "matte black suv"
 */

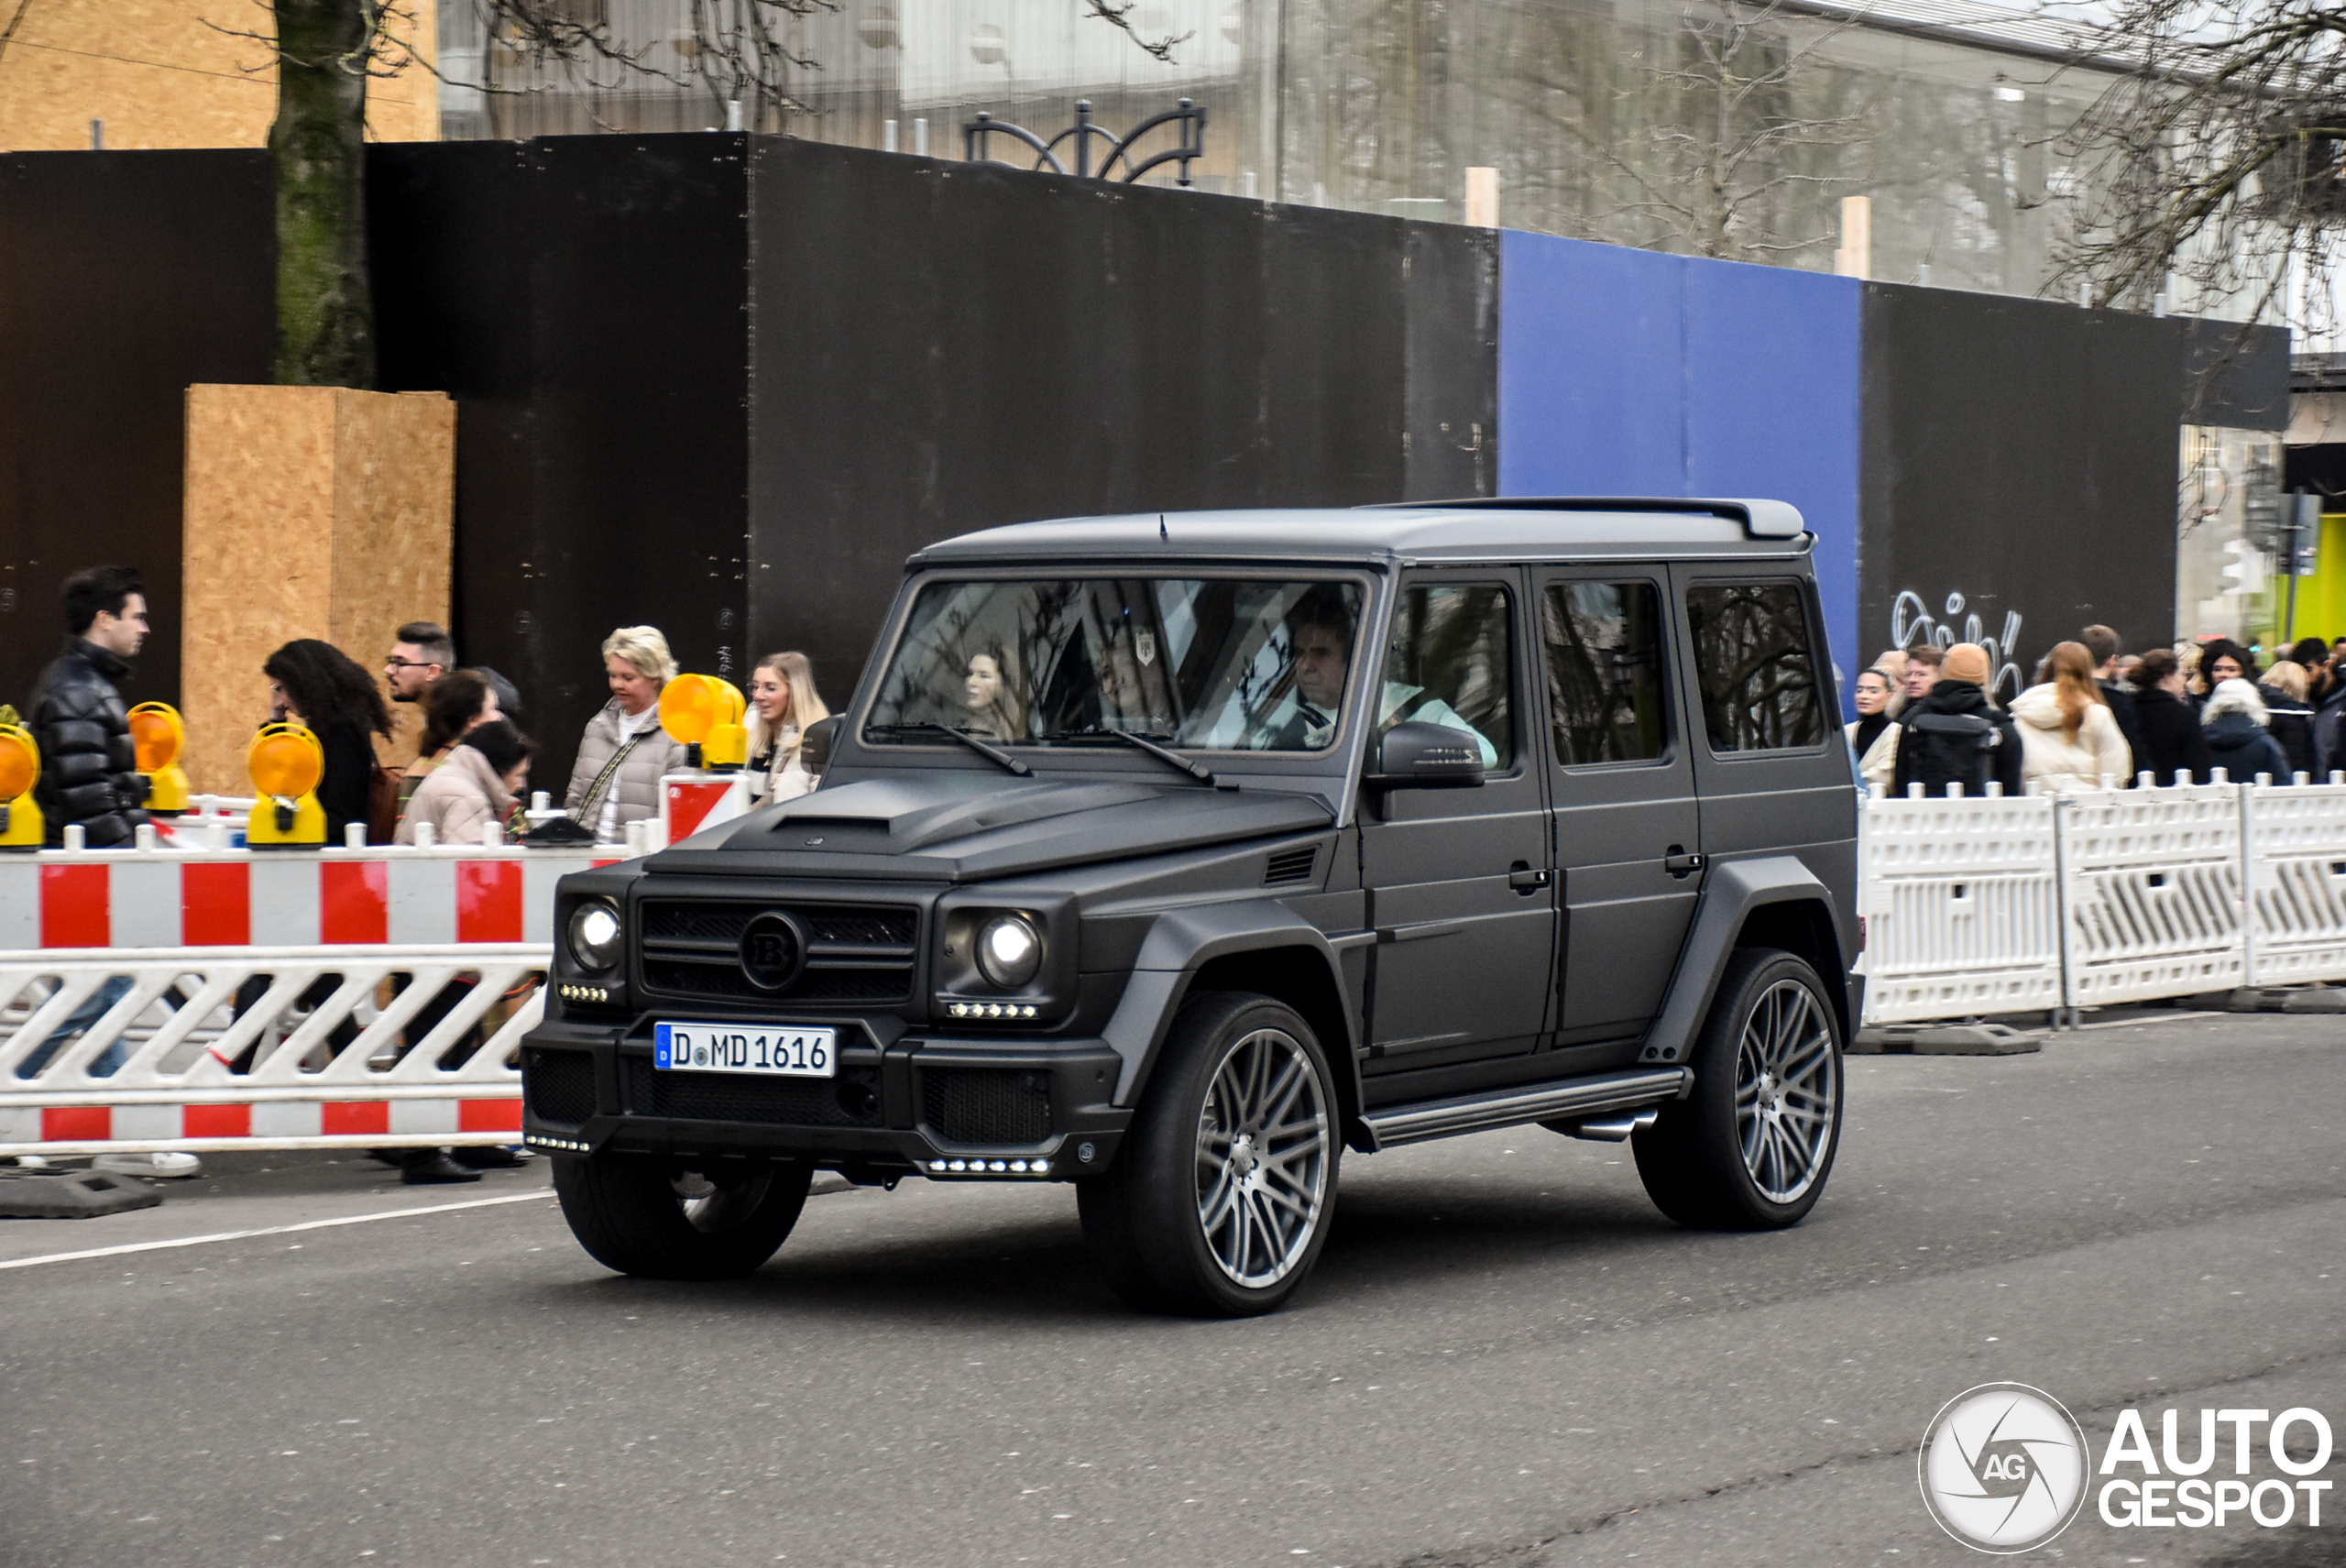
xmin=522 ymin=499 xmax=1858 ymax=1315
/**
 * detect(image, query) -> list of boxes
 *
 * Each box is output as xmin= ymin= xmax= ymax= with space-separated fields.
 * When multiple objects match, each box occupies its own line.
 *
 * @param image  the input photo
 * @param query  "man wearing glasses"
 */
xmin=385 ymin=622 xmax=455 ymax=706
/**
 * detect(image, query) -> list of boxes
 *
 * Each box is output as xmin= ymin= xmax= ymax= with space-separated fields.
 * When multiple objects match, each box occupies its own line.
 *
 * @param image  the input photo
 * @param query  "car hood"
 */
xmin=645 ymin=771 xmax=1334 ymax=882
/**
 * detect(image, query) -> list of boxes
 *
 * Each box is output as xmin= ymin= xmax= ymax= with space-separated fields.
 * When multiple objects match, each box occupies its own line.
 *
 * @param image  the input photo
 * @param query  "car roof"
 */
xmin=911 ymin=499 xmax=1814 ymax=566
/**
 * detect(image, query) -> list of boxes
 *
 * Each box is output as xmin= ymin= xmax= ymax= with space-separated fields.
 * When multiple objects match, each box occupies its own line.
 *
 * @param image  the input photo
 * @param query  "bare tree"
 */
xmin=220 ymin=0 xmax=1192 ymax=389
xmin=2045 ymin=0 xmax=2346 ymax=334
xmin=1571 ymin=0 xmax=1874 ymax=260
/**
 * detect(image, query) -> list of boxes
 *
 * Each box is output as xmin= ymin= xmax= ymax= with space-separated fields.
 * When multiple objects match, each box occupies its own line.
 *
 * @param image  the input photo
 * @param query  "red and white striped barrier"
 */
xmin=0 ymin=844 xmax=612 ymax=951
xmin=0 ymin=840 xmax=634 ymax=1157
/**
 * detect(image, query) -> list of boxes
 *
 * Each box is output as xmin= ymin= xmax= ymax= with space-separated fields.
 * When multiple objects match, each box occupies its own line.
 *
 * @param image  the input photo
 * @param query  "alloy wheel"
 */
xmin=1192 ymin=1027 xmax=1330 ymax=1288
xmin=1734 ymin=979 xmax=1837 ymax=1204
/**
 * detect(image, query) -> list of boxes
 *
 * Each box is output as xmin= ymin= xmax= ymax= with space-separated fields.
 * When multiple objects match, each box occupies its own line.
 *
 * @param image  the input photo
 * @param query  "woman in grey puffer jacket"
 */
xmin=564 ymin=625 xmax=686 ymax=840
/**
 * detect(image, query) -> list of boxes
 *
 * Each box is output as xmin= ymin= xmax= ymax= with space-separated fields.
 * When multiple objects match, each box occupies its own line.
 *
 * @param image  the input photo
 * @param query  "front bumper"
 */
xmin=519 ymin=1018 xmax=1129 ymax=1180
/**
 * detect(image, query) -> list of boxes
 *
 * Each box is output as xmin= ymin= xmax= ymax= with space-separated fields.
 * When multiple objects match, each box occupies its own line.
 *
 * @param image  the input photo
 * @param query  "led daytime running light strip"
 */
xmin=928 ymin=1158 xmax=1050 ymax=1177
xmin=944 ymin=1002 xmax=1039 ymax=1019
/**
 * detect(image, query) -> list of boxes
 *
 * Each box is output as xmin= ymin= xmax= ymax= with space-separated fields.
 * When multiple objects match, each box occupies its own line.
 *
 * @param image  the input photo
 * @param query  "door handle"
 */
xmin=1663 ymin=848 xmax=1705 ymax=879
xmin=1508 ymin=861 xmax=1552 ymax=894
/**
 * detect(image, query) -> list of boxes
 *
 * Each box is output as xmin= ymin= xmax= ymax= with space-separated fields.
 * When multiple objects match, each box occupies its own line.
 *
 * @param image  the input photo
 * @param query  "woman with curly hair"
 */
xmin=262 ymin=639 xmax=391 ymax=842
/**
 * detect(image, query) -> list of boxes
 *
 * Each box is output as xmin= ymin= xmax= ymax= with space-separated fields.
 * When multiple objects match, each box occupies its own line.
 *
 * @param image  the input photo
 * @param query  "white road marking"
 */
xmin=0 ymin=1190 xmax=554 ymax=1271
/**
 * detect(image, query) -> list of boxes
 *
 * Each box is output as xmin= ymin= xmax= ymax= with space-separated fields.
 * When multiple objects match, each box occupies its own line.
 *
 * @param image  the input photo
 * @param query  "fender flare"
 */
xmin=1099 ymin=902 xmax=1359 ymax=1110
xmin=1637 ymin=856 xmax=1853 ymax=1070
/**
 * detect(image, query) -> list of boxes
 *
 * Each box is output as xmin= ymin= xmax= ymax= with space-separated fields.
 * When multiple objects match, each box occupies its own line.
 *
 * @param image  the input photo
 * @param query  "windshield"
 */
xmin=864 ymin=576 xmax=1367 ymax=752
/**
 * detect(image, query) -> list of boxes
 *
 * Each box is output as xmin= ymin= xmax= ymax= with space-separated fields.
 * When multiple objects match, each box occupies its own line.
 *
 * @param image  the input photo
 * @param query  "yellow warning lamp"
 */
xmin=658 ymin=674 xmax=749 ymax=770
xmin=0 ymin=725 xmax=43 ymax=850
xmin=127 ymin=702 xmax=192 ymax=814
xmin=245 ymin=721 xmax=327 ymax=848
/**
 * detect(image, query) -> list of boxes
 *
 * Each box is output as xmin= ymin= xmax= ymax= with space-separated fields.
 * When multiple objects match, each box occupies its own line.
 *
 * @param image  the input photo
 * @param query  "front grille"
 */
xmin=637 ymin=899 xmax=919 ymax=1005
xmin=625 ymin=1058 xmax=885 ymax=1127
xmin=523 ymin=1048 xmax=597 ymax=1124
xmin=922 ymin=1067 xmax=1052 ymax=1145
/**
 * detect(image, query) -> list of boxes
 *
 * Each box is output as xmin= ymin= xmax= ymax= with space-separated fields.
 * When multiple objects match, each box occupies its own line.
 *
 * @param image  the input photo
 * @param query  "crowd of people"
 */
xmin=1846 ymin=625 xmax=2346 ymax=796
xmin=7 ymin=566 xmax=833 ymax=1180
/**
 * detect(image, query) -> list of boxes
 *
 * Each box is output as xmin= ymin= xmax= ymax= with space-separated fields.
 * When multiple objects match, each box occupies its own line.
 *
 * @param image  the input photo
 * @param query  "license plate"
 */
xmin=653 ymin=1022 xmax=837 ymax=1079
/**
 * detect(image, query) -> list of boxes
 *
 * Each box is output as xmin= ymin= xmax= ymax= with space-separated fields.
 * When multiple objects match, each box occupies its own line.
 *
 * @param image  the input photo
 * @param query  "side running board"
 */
xmin=1360 ymin=1067 xmax=1691 ymax=1151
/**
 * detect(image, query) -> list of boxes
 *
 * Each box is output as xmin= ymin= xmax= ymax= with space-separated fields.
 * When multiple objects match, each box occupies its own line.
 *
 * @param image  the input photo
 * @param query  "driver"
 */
xmin=1260 ymin=589 xmax=1497 ymax=762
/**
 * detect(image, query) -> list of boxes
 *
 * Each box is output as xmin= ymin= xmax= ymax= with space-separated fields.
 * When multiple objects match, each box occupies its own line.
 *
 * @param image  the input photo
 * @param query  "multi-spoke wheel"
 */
xmin=1634 ymin=948 xmax=1844 ymax=1230
xmin=1079 ymin=992 xmax=1341 ymax=1316
xmin=553 ymin=1154 xmax=813 ymax=1278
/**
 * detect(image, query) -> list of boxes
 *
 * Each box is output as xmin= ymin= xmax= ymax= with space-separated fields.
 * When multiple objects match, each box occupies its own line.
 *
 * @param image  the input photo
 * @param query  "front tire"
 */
xmin=553 ymin=1154 xmax=813 ymax=1278
xmin=1634 ymin=947 xmax=1843 ymax=1230
xmin=1078 ymin=992 xmax=1341 ymax=1317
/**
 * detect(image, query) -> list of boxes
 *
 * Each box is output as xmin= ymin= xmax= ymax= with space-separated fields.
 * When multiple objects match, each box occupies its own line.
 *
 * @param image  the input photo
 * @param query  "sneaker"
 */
xmin=93 ymin=1151 xmax=203 ymax=1179
xmin=2 ymin=1155 xmax=52 ymax=1171
xmin=400 ymin=1150 xmax=483 ymax=1185
xmin=451 ymin=1146 xmax=533 ymax=1170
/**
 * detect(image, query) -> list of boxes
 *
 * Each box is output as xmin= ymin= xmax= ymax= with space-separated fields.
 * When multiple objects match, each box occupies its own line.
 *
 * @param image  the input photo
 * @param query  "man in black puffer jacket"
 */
xmin=27 ymin=566 xmax=151 ymax=848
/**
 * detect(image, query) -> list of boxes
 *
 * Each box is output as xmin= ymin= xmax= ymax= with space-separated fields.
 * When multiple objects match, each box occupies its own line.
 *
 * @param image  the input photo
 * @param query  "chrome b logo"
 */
xmin=739 ymin=910 xmax=807 ymax=992
xmin=1919 ymin=1383 xmax=2088 ymax=1553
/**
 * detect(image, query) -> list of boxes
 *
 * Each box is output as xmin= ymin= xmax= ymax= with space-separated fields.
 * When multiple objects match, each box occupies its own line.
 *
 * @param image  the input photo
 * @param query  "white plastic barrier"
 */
xmin=2244 ymin=781 xmax=2346 ymax=983
xmin=0 ymin=839 xmax=627 ymax=1156
xmin=2060 ymin=784 xmax=2246 ymax=1007
xmin=1860 ymin=776 xmax=2346 ymax=1025
xmin=1858 ymin=790 xmax=2063 ymax=1024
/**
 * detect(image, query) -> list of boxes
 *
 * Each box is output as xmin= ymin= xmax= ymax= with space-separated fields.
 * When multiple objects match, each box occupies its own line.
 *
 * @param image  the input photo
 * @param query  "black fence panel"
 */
xmin=0 ymin=149 xmax=273 ymax=719
xmin=1860 ymin=285 xmax=2194 ymax=686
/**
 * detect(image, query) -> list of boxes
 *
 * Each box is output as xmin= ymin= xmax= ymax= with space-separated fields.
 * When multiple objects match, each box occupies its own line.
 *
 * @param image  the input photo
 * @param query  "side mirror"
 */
xmin=798 ymin=715 xmax=839 ymax=774
xmin=1365 ymin=720 xmax=1485 ymax=790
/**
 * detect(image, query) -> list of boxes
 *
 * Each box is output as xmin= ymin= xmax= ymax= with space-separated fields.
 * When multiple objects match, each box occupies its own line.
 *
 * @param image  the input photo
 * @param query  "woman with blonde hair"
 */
xmin=1845 ymin=667 xmax=1902 ymax=788
xmin=2009 ymin=640 xmax=2132 ymax=791
xmin=746 ymin=651 xmax=830 ymax=804
xmin=2257 ymin=659 xmax=2318 ymax=776
xmin=564 ymin=625 xmax=686 ymax=840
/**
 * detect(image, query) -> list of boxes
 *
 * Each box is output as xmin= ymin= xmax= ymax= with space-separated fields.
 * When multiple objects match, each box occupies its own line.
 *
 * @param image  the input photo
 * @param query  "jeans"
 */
xmin=14 ymin=975 xmax=135 ymax=1078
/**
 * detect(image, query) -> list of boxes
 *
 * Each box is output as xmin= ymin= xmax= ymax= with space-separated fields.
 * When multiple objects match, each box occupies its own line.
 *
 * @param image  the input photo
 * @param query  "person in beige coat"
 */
xmin=564 ymin=625 xmax=687 ymax=840
xmin=398 ymin=721 xmax=532 ymax=846
xmin=2010 ymin=641 xmax=2132 ymax=792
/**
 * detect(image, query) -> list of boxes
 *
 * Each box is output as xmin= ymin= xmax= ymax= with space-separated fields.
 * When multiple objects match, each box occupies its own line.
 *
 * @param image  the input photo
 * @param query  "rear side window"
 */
xmin=1684 ymin=582 xmax=1827 ymax=752
xmin=1540 ymin=581 xmax=1670 ymax=764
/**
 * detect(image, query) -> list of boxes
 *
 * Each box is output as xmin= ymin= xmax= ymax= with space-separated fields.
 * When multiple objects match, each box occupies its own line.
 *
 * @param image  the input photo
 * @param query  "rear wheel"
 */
xmin=1634 ymin=947 xmax=1843 ymax=1230
xmin=1078 ymin=992 xmax=1340 ymax=1317
xmin=552 ymin=1154 xmax=813 ymax=1278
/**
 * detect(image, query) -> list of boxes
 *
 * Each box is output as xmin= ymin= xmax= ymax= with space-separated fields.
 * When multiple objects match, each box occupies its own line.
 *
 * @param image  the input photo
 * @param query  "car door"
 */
xmin=1535 ymin=568 xmax=1705 ymax=1067
xmin=1359 ymin=572 xmax=1553 ymax=1068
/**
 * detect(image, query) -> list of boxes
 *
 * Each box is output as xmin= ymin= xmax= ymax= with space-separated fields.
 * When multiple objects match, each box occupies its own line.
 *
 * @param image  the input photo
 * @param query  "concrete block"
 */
xmin=0 ymin=1168 xmax=163 ymax=1218
xmin=1912 ymin=1024 xmax=2040 ymax=1055
xmin=2281 ymin=988 xmax=2346 ymax=1014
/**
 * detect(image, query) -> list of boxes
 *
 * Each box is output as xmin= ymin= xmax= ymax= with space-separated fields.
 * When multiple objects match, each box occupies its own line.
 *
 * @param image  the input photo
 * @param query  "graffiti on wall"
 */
xmin=1891 ymin=590 xmax=2024 ymax=700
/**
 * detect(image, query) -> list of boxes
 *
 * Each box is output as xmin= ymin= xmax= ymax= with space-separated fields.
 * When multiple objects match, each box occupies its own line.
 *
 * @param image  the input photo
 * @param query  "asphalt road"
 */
xmin=4 ymin=1010 xmax=2343 ymax=1568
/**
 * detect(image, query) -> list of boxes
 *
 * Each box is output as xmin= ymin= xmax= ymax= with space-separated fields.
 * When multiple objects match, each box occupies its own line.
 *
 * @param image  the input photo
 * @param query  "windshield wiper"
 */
xmin=863 ymin=723 xmax=1032 ymax=777
xmin=1042 ymin=729 xmax=1224 ymax=788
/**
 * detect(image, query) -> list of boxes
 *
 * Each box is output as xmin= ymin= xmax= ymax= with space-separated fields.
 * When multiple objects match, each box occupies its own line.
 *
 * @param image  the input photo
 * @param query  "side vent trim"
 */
xmin=1264 ymin=846 xmax=1319 ymax=887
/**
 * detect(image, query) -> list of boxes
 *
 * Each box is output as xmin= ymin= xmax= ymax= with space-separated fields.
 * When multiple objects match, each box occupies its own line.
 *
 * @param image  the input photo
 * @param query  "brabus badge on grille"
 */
xmin=740 ymin=910 xmax=810 ymax=992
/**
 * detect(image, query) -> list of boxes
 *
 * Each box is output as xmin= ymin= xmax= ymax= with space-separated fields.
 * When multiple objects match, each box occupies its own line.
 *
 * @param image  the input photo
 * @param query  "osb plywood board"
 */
xmin=0 ymin=2 xmax=437 ymax=154
xmin=334 ymin=389 xmax=453 ymax=773
xmin=181 ymin=385 xmax=453 ymax=795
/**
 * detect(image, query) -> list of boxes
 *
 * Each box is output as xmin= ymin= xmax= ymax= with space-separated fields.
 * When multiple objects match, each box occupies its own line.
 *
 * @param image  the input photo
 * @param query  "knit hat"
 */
xmin=1939 ymin=643 xmax=1990 ymax=685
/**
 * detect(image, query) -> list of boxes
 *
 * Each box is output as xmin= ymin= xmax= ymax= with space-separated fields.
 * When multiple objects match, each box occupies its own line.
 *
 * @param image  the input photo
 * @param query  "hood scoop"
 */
xmin=766 ymin=776 xmax=1160 ymax=850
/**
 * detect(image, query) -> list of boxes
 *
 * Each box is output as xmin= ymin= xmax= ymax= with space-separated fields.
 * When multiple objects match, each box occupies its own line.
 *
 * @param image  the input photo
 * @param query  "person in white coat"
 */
xmin=2009 ymin=641 xmax=2132 ymax=792
xmin=745 ymin=651 xmax=831 ymax=805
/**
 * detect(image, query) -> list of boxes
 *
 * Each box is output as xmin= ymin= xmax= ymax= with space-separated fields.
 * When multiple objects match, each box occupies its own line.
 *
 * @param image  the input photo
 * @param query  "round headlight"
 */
xmin=567 ymin=900 xmax=623 ymax=972
xmin=975 ymin=913 xmax=1043 ymax=989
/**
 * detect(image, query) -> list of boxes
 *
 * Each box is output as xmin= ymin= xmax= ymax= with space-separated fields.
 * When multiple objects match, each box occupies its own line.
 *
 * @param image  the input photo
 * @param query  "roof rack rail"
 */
xmin=1375 ymin=496 xmax=1806 ymax=540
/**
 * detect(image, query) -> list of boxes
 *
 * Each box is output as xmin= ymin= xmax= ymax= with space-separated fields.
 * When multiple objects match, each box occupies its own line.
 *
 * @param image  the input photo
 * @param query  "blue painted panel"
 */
xmin=1497 ymin=230 xmax=1864 ymax=710
xmin=1683 ymin=260 xmax=1863 ymax=697
xmin=1497 ymin=232 xmax=1685 ymax=495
